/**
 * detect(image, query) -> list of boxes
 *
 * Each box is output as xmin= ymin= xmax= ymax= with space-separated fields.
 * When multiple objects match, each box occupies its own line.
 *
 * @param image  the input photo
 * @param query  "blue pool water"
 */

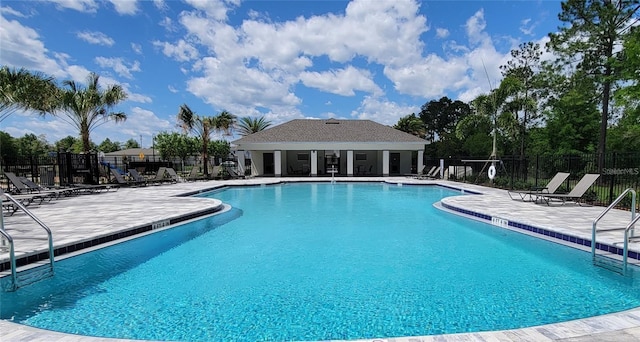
xmin=2 ymin=183 xmax=640 ymax=341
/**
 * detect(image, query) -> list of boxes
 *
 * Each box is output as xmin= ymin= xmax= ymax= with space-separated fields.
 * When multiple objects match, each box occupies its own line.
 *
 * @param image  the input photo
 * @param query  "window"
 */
xmin=297 ymin=153 xmax=309 ymax=161
xmin=355 ymin=153 xmax=367 ymax=161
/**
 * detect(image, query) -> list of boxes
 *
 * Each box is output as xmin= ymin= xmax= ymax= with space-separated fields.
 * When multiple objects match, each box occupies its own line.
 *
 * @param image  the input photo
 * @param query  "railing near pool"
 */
xmin=592 ymin=188 xmax=637 ymax=275
xmin=1 ymin=191 xmax=55 ymax=291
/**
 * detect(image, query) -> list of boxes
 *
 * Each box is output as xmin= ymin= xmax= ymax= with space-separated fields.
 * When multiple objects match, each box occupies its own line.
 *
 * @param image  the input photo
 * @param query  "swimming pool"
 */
xmin=2 ymin=182 xmax=640 ymax=341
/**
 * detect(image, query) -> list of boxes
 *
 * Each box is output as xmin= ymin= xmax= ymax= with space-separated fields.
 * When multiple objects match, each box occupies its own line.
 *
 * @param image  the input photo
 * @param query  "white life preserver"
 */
xmin=487 ymin=164 xmax=496 ymax=180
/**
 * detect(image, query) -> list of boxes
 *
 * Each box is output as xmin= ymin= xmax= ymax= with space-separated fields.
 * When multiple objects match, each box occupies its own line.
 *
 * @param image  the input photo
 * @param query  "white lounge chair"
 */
xmin=539 ymin=173 xmax=600 ymax=206
xmin=417 ymin=166 xmax=441 ymax=179
xmin=508 ymin=172 xmax=570 ymax=202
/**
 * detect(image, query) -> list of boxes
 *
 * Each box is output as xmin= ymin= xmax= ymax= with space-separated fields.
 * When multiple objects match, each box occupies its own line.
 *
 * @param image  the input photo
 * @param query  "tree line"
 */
xmin=1 ymin=66 xmax=272 ymax=177
xmin=393 ymin=0 xmax=639 ymax=169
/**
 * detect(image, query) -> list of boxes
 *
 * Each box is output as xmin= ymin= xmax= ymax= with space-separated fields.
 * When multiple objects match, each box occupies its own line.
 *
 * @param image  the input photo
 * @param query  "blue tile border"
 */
xmin=0 ymin=205 xmax=224 ymax=273
xmin=436 ymin=184 xmax=483 ymax=195
xmin=440 ymin=202 xmax=640 ymax=261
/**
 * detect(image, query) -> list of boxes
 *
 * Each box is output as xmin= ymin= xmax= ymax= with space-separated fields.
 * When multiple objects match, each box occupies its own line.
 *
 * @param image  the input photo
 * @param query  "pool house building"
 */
xmin=232 ymin=118 xmax=427 ymax=177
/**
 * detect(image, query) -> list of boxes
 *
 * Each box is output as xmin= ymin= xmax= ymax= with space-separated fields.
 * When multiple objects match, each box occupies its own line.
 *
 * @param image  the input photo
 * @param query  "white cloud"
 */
xmin=47 ymin=0 xmax=99 ymax=13
xmin=153 ymin=39 xmax=199 ymax=62
xmin=3 ymin=115 xmax=78 ymax=143
xmin=520 ymin=18 xmax=536 ymax=36
xmin=436 ymin=28 xmax=449 ymax=39
xmin=159 ymin=17 xmax=176 ymax=32
xmin=1 ymin=6 xmax=27 ymax=17
xmin=108 ymin=0 xmax=138 ymax=15
xmin=466 ymin=9 xmax=488 ymax=46
xmin=168 ymin=85 xmax=178 ymax=93
xmin=351 ymin=96 xmax=420 ymax=126
xmin=184 ymin=0 xmax=235 ymax=21
xmin=187 ymin=56 xmax=301 ymax=117
xmin=64 ymin=64 xmax=92 ymax=83
xmin=109 ymin=106 xmax=173 ymax=144
xmin=0 ymin=14 xmax=63 ymax=76
xmin=77 ymin=31 xmax=115 ymax=46
xmin=153 ymin=0 xmax=167 ymax=11
xmin=131 ymin=43 xmax=142 ymax=54
xmin=300 ymin=66 xmax=383 ymax=96
xmin=126 ymin=92 xmax=152 ymax=104
xmin=175 ymin=0 xmax=430 ymax=122
xmin=6 ymin=106 xmax=173 ymax=145
xmin=94 ymin=57 xmax=141 ymax=79
xmin=384 ymin=54 xmax=469 ymax=98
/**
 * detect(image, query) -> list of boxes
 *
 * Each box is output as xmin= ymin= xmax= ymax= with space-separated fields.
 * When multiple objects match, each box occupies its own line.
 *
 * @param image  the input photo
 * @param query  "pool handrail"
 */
xmin=0 ymin=228 xmax=16 ymax=291
xmin=1 ymin=191 xmax=55 ymax=291
xmin=592 ymin=188 xmax=636 ymax=274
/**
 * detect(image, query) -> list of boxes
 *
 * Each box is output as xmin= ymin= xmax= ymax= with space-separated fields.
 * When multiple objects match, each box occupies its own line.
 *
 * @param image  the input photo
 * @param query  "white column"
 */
xmin=310 ymin=150 xmax=318 ymax=177
xmin=382 ymin=150 xmax=389 ymax=176
xmin=347 ymin=150 xmax=354 ymax=176
xmin=236 ymin=150 xmax=245 ymax=175
xmin=417 ymin=150 xmax=424 ymax=174
xmin=274 ymin=150 xmax=282 ymax=177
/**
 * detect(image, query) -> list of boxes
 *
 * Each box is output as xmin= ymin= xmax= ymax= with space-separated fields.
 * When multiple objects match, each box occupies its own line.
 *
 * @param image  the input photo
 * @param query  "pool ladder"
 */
xmin=591 ymin=188 xmax=638 ymax=275
xmin=1 ymin=191 xmax=55 ymax=291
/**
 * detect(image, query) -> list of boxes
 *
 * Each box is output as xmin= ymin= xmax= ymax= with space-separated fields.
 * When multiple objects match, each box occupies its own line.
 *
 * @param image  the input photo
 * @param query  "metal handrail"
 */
xmin=1 ymin=192 xmax=55 ymax=281
xmin=624 ymin=214 xmax=640 ymax=272
xmin=0 ymin=228 xmax=17 ymax=291
xmin=591 ymin=188 xmax=636 ymax=270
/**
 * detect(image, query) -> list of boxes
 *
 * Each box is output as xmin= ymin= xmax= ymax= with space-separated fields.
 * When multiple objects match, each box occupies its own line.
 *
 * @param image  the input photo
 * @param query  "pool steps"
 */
xmin=591 ymin=188 xmax=637 ymax=275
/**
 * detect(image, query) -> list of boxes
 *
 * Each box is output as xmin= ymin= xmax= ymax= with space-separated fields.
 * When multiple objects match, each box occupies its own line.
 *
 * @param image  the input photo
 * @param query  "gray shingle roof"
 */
xmin=232 ymin=119 xmax=426 ymax=144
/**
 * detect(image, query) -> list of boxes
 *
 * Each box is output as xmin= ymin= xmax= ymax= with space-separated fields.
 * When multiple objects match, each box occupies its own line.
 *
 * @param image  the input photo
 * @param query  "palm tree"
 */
xmin=0 ymin=66 xmax=59 ymax=122
xmin=237 ymin=116 xmax=272 ymax=136
xmin=57 ymin=72 xmax=127 ymax=153
xmin=393 ymin=113 xmax=425 ymax=138
xmin=177 ymin=104 xmax=216 ymax=177
xmin=213 ymin=110 xmax=237 ymax=137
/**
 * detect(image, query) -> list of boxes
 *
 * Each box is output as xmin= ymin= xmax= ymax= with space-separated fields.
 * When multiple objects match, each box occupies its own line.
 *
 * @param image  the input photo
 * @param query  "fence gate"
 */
xmin=57 ymin=152 xmax=100 ymax=185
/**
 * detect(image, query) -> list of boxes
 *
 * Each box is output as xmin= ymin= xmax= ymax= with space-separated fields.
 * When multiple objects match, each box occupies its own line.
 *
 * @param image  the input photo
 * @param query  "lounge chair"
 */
xmin=407 ymin=165 xmax=426 ymax=178
xmin=417 ymin=166 xmax=441 ymax=179
xmin=164 ymin=167 xmax=183 ymax=183
xmin=508 ymin=172 xmax=570 ymax=202
xmin=2 ymin=192 xmax=40 ymax=215
xmin=211 ymin=165 xmax=221 ymax=179
xmin=145 ymin=167 xmax=169 ymax=185
xmin=68 ymin=183 xmax=119 ymax=193
xmin=110 ymin=168 xmax=145 ymax=186
xmin=539 ymin=173 xmax=600 ymax=206
xmin=186 ymin=167 xmax=206 ymax=181
xmin=423 ymin=166 xmax=436 ymax=177
xmin=1 ymin=189 xmax=56 ymax=215
xmin=4 ymin=172 xmax=38 ymax=194
xmin=229 ymin=167 xmax=246 ymax=179
xmin=128 ymin=169 xmax=148 ymax=186
xmin=289 ymin=165 xmax=303 ymax=175
xmin=19 ymin=176 xmax=77 ymax=198
xmin=4 ymin=172 xmax=68 ymax=198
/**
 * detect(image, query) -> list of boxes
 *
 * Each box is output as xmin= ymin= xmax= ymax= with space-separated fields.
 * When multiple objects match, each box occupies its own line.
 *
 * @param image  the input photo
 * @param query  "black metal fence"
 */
xmin=2 ymin=152 xmax=103 ymax=188
xmin=1 ymin=152 xmax=179 ymax=191
xmin=428 ymin=152 xmax=640 ymax=210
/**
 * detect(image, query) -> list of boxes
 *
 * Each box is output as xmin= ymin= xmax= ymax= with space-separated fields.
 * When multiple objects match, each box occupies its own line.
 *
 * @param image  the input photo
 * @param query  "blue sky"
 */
xmin=0 ymin=0 xmax=561 ymax=147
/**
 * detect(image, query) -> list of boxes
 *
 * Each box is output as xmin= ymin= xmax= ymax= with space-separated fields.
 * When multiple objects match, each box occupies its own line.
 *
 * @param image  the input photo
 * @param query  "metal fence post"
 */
xmin=535 ymin=154 xmax=539 ymax=187
xmin=608 ymin=152 xmax=616 ymax=204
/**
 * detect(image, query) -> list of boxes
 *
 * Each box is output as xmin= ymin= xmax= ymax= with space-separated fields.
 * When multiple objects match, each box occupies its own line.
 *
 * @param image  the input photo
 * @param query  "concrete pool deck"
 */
xmin=1 ymin=177 xmax=640 ymax=341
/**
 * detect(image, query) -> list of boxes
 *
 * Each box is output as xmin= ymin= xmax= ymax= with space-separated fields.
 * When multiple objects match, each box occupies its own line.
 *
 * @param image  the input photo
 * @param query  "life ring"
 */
xmin=487 ymin=165 xmax=496 ymax=180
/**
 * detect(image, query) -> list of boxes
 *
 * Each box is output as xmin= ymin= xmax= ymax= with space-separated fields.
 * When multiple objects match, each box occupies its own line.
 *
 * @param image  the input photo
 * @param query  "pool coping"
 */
xmin=2 ymin=177 xmax=640 ymax=342
xmin=436 ymin=191 xmax=640 ymax=262
xmin=0 ymin=201 xmax=225 ymax=272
